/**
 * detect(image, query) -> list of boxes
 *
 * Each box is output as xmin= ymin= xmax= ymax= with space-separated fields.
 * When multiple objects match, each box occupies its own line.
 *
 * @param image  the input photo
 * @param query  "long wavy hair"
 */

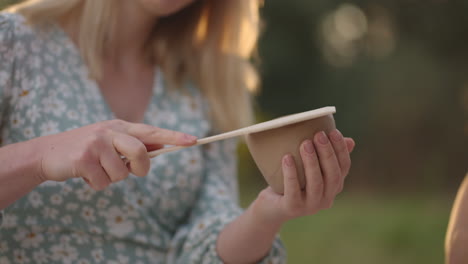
xmin=6 ymin=0 xmax=261 ymax=132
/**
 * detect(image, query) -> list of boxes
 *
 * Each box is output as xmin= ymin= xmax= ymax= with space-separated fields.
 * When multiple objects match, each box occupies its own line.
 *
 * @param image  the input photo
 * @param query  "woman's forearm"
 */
xmin=217 ymin=197 xmax=283 ymax=264
xmin=446 ymin=174 xmax=468 ymax=264
xmin=0 ymin=140 xmax=44 ymax=210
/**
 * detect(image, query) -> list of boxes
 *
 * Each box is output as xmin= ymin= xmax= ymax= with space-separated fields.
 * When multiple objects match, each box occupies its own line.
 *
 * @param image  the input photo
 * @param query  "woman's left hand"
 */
xmin=252 ymin=129 xmax=355 ymax=225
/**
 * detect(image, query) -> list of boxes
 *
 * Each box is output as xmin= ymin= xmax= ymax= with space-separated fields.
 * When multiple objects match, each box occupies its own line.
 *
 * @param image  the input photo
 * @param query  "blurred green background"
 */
xmin=2 ymin=0 xmax=467 ymax=263
xmin=243 ymin=1 xmax=468 ymax=263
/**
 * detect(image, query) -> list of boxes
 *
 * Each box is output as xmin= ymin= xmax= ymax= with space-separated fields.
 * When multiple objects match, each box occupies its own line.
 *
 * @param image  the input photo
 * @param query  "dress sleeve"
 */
xmin=0 ymin=12 xmax=16 ymax=228
xmin=0 ymin=12 xmax=15 ymax=120
xmin=167 ymin=139 xmax=286 ymax=264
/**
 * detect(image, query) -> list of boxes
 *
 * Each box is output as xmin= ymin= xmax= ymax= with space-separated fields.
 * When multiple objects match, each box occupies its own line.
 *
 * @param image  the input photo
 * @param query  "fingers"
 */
xmin=344 ymin=137 xmax=355 ymax=153
xmin=145 ymin=143 xmax=165 ymax=152
xmin=79 ymin=162 xmax=111 ymax=191
xmin=271 ymin=131 xmax=354 ymax=220
xmin=314 ymin=131 xmax=342 ymax=206
xmin=300 ymin=140 xmax=324 ymax=206
xmin=112 ymin=133 xmax=151 ymax=177
xmin=99 ymin=143 xmax=130 ymax=183
xmin=282 ymin=154 xmax=302 ymax=209
xmin=329 ymin=130 xmax=352 ymax=178
xmin=123 ymin=122 xmax=197 ymax=146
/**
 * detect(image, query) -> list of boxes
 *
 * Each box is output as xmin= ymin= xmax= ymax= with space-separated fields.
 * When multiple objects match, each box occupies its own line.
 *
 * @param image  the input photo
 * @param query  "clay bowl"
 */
xmin=148 ymin=107 xmax=336 ymax=194
xmin=246 ymin=113 xmax=335 ymax=194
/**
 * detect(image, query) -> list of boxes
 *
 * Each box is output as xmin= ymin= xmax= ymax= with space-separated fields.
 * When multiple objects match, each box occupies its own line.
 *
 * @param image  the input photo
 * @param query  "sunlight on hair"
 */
xmin=194 ymin=6 xmax=209 ymax=45
xmin=237 ymin=17 xmax=257 ymax=58
xmin=245 ymin=64 xmax=259 ymax=93
xmin=238 ymin=0 xmax=260 ymax=58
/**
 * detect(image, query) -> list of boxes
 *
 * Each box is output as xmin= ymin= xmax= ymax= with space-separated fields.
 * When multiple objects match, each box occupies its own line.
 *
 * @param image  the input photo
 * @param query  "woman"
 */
xmin=0 ymin=0 xmax=355 ymax=263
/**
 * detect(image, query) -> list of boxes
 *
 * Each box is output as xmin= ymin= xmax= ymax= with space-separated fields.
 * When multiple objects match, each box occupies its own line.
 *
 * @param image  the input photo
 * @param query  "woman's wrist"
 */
xmin=0 ymin=139 xmax=46 ymax=209
xmin=27 ymin=138 xmax=48 ymax=184
xmin=250 ymin=192 xmax=286 ymax=230
xmin=3 ymin=139 xmax=46 ymax=185
xmin=216 ymin=195 xmax=284 ymax=263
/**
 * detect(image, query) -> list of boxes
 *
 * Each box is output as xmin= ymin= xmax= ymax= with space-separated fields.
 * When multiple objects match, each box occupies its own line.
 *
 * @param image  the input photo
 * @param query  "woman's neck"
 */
xmin=61 ymin=1 xmax=158 ymax=71
xmin=107 ymin=1 xmax=158 ymax=69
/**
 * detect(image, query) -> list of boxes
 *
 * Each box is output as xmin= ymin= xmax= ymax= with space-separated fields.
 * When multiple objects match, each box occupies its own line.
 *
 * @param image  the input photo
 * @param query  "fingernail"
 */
xmin=317 ymin=131 xmax=328 ymax=145
xmin=283 ymin=154 xmax=294 ymax=167
xmin=330 ymin=129 xmax=343 ymax=142
xmin=184 ymin=134 xmax=197 ymax=142
xmin=304 ymin=140 xmax=314 ymax=154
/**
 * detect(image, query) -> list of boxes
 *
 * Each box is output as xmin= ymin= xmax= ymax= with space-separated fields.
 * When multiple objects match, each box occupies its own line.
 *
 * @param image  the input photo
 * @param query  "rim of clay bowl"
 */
xmin=241 ymin=106 xmax=336 ymax=135
xmin=148 ymin=106 xmax=336 ymax=156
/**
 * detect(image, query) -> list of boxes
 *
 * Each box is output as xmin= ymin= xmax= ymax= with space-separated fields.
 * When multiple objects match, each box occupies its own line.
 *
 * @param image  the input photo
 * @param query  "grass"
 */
xmin=237 ymin=143 xmax=453 ymax=263
xmin=239 ymin=189 xmax=452 ymax=264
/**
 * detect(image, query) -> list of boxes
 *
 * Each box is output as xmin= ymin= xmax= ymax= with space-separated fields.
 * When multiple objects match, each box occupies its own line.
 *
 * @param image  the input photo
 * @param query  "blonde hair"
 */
xmin=7 ymin=0 xmax=261 ymax=132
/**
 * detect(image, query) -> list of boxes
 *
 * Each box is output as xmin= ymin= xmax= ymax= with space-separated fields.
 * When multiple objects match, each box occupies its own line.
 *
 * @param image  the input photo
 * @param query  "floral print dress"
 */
xmin=0 ymin=12 xmax=285 ymax=264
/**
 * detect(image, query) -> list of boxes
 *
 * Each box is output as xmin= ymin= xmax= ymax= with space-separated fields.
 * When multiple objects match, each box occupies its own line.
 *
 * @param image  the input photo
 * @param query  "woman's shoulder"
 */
xmin=0 ymin=12 xmax=17 ymax=44
xmin=0 ymin=12 xmax=24 ymax=68
xmin=0 ymin=11 xmax=23 ymax=23
xmin=0 ymin=12 xmax=26 ymax=33
xmin=0 ymin=12 xmax=44 ymax=45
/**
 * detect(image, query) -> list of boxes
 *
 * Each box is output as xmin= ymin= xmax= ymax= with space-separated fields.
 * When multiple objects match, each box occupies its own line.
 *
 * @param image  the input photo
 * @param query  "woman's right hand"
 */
xmin=35 ymin=120 xmax=197 ymax=190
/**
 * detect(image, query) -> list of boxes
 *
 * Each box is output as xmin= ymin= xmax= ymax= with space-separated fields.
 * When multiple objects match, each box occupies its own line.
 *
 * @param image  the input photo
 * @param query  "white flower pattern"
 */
xmin=0 ymin=12 xmax=285 ymax=264
xmin=32 ymin=249 xmax=49 ymax=264
xmin=50 ymin=244 xmax=78 ymax=264
xmin=13 ymin=227 xmax=44 ymax=248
